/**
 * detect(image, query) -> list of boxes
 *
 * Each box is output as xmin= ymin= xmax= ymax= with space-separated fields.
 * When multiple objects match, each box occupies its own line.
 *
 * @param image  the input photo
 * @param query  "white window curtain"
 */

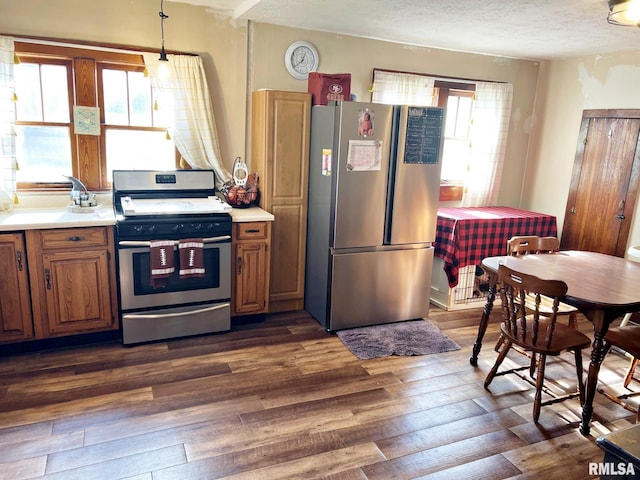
xmin=372 ymin=70 xmax=513 ymax=207
xmin=143 ymin=54 xmax=232 ymax=190
xmin=371 ymin=70 xmax=435 ymax=106
xmin=462 ymin=82 xmax=513 ymax=206
xmin=0 ymin=36 xmax=16 ymax=211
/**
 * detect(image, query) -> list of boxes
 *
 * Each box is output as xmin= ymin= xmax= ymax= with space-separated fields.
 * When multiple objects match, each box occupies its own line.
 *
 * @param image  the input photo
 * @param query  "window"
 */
xmin=14 ymin=42 xmax=177 ymax=191
xmin=434 ymin=83 xmax=475 ymax=192
xmin=14 ymin=58 xmax=74 ymax=185
xmin=371 ymin=70 xmax=477 ymax=201
xmin=98 ymin=64 xmax=176 ymax=181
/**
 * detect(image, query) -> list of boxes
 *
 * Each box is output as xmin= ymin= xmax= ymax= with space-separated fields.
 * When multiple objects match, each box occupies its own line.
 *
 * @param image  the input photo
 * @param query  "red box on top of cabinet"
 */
xmin=308 ymin=72 xmax=351 ymax=105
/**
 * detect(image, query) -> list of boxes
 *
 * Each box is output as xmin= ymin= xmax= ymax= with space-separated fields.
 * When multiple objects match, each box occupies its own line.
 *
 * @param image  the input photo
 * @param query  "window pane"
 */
xmin=105 ymin=129 xmax=175 ymax=181
xmin=440 ymin=138 xmax=470 ymax=182
xmin=41 ymin=64 xmax=70 ymax=122
xmin=445 ymin=96 xmax=458 ymax=137
xmin=15 ymin=126 xmax=72 ymax=182
xmin=103 ymin=69 xmax=129 ymax=125
xmin=441 ymin=92 xmax=474 ymax=183
xmin=455 ymin=96 xmax=473 ymax=138
xmin=15 ymin=63 xmax=43 ymax=121
xmin=128 ymin=71 xmax=152 ymax=126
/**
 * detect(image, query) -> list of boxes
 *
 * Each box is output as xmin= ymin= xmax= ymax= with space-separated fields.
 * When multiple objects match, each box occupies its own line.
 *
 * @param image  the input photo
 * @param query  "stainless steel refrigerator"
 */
xmin=305 ymin=101 xmax=445 ymax=331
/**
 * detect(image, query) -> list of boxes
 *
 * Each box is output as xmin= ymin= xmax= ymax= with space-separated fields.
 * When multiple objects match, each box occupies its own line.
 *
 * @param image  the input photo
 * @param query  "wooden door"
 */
xmin=252 ymin=90 xmax=311 ymax=312
xmin=231 ymin=222 xmax=271 ymax=316
xmin=0 ymin=233 xmax=34 ymax=342
xmin=561 ymin=110 xmax=640 ymax=257
xmin=234 ymin=242 xmax=268 ymax=315
xmin=41 ymin=249 xmax=115 ymax=335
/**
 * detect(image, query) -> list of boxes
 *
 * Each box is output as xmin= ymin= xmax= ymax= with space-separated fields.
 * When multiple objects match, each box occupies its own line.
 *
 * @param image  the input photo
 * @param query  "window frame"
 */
xmin=14 ymin=41 xmax=179 ymax=192
xmin=14 ymin=54 xmax=76 ymax=191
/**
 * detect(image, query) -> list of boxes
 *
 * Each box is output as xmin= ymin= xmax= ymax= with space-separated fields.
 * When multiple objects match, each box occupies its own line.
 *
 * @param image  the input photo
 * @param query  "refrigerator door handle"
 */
xmin=384 ymin=105 xmax=401 ymax=245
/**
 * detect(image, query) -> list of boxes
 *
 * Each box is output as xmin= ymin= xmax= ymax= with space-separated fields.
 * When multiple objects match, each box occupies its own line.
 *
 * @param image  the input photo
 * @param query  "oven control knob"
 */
xmin=134 ymin=225 xmax=145 ymax=233
xmin=148 ymin=225 xmax=157 ymax=234
xmin=194 ymin=223 xmax=203 ymax=231
xmin=172 ymin=224 xmax=184 ymax=233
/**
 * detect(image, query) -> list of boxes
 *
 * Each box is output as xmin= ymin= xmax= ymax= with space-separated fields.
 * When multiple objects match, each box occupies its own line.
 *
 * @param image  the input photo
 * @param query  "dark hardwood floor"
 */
xmin=0 ymin=306 xmax=638 ymax=479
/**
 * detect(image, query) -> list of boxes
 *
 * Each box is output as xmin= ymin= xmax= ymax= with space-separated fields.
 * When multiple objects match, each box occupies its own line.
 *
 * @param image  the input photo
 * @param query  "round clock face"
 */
xmin=284 ymin=41 xmax=319 ymax=80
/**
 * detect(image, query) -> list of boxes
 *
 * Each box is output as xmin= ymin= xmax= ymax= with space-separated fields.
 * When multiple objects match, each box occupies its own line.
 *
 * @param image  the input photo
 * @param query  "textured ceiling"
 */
xmin=168 ymin=0 xmax=640 ymax=60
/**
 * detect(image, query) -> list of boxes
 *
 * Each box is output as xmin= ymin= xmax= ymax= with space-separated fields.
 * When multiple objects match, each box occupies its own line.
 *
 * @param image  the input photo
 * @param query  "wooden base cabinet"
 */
xmin=252 ymin=90 xmax=311 ymax=313
xmin=0 ymin=233 xmax=34 ymax=343
xmin=25 ymin=226 xmax=119 ymax=339
xmin=232 ymin=222 xmax=271 ymax=316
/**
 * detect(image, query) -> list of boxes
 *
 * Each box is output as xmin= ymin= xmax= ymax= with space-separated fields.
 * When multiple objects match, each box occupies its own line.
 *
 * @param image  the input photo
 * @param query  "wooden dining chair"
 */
xmin=507 ymin=235 xmax=579 ymax=329
xmin=484 ymin=264 xmax=592 ymax=422
xmin=495 ymin=236 xmax=579 ymax=354
xmin=598 ymin=325 xmax=640 ymax=422
xmin=596 ymin=246 xmax=640 ymax=420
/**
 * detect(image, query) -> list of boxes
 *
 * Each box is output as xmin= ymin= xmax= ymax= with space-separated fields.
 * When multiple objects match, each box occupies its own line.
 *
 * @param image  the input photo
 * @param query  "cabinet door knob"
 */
xmin=68 ymin=236 xmax=85 ymax=242
xmin=237 ymin=257 xmax=242 ymax=274
xmin=44 ymin=268 xmax=51 ymax=289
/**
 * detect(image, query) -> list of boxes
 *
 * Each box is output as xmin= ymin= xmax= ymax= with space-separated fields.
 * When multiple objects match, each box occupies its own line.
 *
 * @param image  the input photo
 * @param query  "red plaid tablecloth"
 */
xmin=435 ymin=206 xmax=558 ymax=287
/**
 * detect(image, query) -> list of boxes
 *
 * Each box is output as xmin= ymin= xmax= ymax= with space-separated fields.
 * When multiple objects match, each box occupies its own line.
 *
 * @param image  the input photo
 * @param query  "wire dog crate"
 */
xmin=430 ymin=258 xmax=489 ymax=310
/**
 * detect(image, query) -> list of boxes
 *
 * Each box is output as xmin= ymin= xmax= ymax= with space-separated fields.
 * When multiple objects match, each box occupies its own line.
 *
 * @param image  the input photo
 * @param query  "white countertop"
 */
xmin=0 ymin=204 xmax=273 ymax=231
xmin=0 ymin=207 xmax=116 ymax=231
xmin=228 ymin=205 xmax=274 ymax=222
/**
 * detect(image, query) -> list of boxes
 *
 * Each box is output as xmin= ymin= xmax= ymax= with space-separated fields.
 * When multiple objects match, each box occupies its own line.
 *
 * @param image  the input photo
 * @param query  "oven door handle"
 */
xmin=202 ymin=235 xmax=232 ymax=244
xmin=118 ymin=235 xmax=231 ymax=248
xmin=124 ymin=302 xmax=231 ymax=319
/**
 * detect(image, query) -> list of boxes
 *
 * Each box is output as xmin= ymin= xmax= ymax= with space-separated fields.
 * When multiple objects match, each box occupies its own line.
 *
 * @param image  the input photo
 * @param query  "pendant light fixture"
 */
xmin=608 ymin=0 xmax=640 ymax=26
xmin=158 ymin=0 xmax=169 ymax=61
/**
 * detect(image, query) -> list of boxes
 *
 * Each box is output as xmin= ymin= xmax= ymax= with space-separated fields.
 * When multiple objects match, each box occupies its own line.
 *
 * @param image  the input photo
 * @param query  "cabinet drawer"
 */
xmin=234 ymin=222 xmax=268 ymax=240
xmin=38 ymin=227 xmax=110 ymax=249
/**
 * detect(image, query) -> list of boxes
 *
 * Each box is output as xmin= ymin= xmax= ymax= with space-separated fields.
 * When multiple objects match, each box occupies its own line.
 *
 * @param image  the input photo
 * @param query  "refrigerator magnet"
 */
xmin=322 ymin=149 xmax=332 ymax=176
xmin=358 ymin=109 xmax=374 ymax=137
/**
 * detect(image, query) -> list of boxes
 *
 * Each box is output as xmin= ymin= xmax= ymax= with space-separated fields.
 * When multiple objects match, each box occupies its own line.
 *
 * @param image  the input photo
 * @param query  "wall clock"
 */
xmin=284 ymin=41 xmax=319 ymax=80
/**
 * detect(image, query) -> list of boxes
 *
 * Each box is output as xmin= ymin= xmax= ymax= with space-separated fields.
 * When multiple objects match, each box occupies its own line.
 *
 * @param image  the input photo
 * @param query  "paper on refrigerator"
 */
xmin=346 ymin=140 xmax=382 ymax=171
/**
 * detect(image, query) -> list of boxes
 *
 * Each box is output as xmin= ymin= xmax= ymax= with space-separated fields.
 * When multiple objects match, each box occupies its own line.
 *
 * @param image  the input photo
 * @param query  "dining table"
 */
xmin=470 ymin=250 xmax=640 ymax=436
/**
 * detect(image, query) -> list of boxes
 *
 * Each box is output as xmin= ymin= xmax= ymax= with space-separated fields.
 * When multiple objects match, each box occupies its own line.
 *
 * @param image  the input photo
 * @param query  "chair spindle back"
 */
xmin=498 ymin=264 xmax=567 ymax=349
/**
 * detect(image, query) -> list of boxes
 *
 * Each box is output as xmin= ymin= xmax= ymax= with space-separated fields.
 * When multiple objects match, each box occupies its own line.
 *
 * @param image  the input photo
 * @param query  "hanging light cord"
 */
xmin=159 ymin=0 xmax=169 ymax=60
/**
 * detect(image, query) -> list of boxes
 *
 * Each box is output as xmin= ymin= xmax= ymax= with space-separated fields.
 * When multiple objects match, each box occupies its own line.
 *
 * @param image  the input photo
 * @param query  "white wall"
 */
xmin=0 ymin=1 xmax=542 ymax=210
xmin=248 ymin=22 xmax=541 ymax=208
xmin=523 ymin=51 xmax=640 ymax=252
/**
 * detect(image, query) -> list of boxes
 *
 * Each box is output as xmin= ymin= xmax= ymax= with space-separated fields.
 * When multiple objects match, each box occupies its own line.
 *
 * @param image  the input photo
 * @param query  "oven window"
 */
xmin=132 ymin=247 xmax=221 ymax=295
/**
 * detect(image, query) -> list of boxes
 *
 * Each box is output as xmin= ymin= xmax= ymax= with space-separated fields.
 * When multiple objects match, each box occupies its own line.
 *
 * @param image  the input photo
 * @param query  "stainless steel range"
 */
xmin=112 ymin=170 xmax=232 ymax=345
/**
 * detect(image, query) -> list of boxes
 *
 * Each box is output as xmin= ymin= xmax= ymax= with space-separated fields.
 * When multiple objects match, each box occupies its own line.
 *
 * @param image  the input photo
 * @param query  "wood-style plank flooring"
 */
xmin=0 ymin=306 xmax=639 ymax=479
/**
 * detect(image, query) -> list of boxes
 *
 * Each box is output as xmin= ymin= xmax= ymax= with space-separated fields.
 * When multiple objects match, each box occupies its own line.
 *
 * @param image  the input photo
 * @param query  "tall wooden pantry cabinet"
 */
xmin=251 ymin=90 xmax=311 ymax=313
